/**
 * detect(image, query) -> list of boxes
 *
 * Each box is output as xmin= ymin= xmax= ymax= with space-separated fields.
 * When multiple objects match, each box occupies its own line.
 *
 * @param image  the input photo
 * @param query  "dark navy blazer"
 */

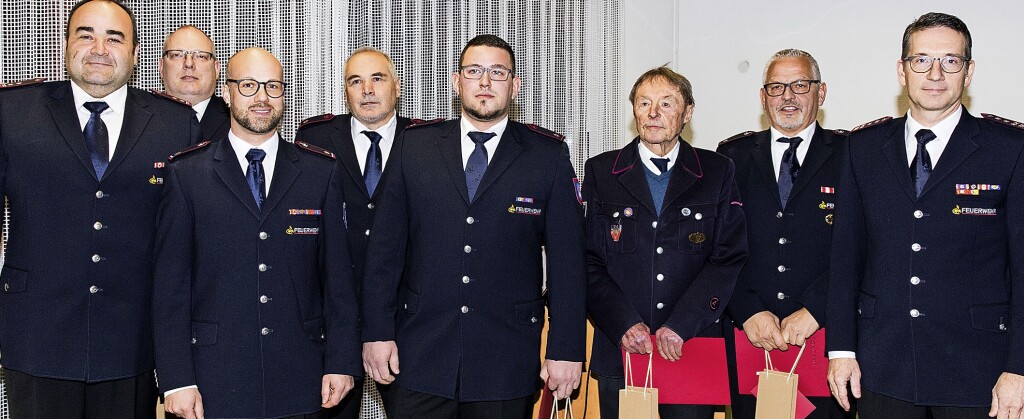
xmin=827 ymin=109 xmax=1024 ymax=406
xmin=199 ymin=95 xmax=230 ymax=142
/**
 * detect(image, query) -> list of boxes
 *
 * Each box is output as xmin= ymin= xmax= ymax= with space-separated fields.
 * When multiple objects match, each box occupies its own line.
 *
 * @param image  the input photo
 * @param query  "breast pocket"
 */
xmin=598 ymin=202 xmax=637 ymax=253
xmin=676 ymin=203 xmax=717 ymax=254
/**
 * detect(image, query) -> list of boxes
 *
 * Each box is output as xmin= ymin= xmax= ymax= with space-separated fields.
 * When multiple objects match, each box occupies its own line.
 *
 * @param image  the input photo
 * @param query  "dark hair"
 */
xmin=902 ymin=12 xmax=972 ymax=60
xmin=629 ymin=66 xmax=695 ymax=107
xmin=67 ymin=0 xmax=139 ymax=48
xmin=459 ymin=34 xmax=515 ymax=73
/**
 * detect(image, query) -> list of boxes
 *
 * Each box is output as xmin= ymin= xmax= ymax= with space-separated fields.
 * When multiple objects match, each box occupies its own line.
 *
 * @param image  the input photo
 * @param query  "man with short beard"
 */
xmin=0 ymin=1 xmax=197 ymax=417
xmin=159 ymin=25 xmax=229 ymax=141
xmin=153 ymin=47 xmax=361 ymax=419
xmin=717 ymin=49 xmax=852 ymax=419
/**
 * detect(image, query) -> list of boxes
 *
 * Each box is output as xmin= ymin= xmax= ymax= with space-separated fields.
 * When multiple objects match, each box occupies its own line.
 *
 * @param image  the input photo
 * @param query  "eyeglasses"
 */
xmin=763 ymin=80 xmax=821 ymax=97
xmin=162 ymin=49 xmax=215 ymax=63
xmin=460 ymin=65 xmax=513 ymax=81
xmin=226 ymin=78 xmax=287 ymax=98
xmin=902 ymin=55 xmax=968 ymax=74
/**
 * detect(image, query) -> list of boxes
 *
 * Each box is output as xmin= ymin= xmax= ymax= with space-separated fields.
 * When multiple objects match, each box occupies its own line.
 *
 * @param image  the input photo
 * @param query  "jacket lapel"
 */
xmin=750 ymin=131 xmax=782 ymax=209
xmin=437 ymin=120 xmax=471 ymax=205
xmin=660 ymin=140 xmax=701 ymax=211
xmin=472 ymin=123 xmax=524 ymax=202
xmin=789 ymin=125 xmax=834 ymax=201
xmin=213 ymin=138 xmax=261 ymax=219
xmin=333 ymin=116 xmax=369 ymax=198
xmin=46 ymin=82 xmax=97 ymax=179
xmin=105 ymin=88 xmax=151 ymax=180
xmin=613 ymin=139 xmax=657 ymax=215
xmin=920 ymin=110 xmax=978 ymax=198
xmin=881 ymin=117 xmax=917 ymax=201
xmin=261 ymin=140 xmax=299 ymax=218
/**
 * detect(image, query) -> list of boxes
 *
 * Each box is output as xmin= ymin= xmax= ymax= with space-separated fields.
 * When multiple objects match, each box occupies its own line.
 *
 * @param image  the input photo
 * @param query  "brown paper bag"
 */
xmin=754 ymin=345 xmax=805 ymax=419
xmin=619 ymin=352 xmax=658 ymax=419
xmin=546 ymin=387 xmax=575 ymax=419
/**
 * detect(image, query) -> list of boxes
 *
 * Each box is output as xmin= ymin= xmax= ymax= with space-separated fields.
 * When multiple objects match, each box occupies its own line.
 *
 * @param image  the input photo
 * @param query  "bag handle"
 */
xmin=763 ymin=344 xmax=808 ymax=382
xmin=548 ymin=389 xmax=575 ymax=419
xmin=623 ymin=352 xmax=655 ymax=397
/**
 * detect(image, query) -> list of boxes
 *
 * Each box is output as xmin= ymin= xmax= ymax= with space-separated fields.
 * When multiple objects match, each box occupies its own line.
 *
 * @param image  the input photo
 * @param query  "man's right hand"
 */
xmin=742 ymin=311 xmax=788 ymax=351
xmin=165 ymin=388 xmax=204 ymax=419
xmin=827 ymin=357 xmax=862 ymax=412
xmin=620 ymin=322 xmax=653 ymax=354
xmin=363 ymin=340 xmax=400 ymax=384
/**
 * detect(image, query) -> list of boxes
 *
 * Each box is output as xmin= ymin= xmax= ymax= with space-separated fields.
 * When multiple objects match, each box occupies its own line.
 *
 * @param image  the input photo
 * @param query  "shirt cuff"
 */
xmin=164 ymin=385 xmax=198 ymax=397
xmin=827 ymin=351 xmax=856 ymax=359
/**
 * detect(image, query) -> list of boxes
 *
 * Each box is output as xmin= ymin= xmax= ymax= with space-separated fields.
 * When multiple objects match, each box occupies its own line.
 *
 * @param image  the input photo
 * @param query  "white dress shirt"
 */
xmin=770 ymin=123 xmax=817 ymax=181
xmin=637 ymin=138 xmax=681 ymax=174
xmin=351 ymin=114 xmax=399 ymax=173
xmin=228 ymin=130 xmax=280 ymax=191
xmin=71 ymin=82 xmax=128 ymax=161
xmin=192 ymin=97 xmax=212 ymax=122
xmin=460 ymin=116 xmax=508 ymax=169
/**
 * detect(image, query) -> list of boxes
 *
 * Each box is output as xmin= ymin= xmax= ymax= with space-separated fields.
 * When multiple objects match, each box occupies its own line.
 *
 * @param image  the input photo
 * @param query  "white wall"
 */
xmin=621 ymin=0 xmax=1024 ymax=151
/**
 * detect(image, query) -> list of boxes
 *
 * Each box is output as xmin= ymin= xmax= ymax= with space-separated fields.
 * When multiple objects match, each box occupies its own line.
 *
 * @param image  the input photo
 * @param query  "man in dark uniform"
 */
xmin=154 ymin=48 xmax=360 ymax=419
xmin=827 ymin=12 xmax=1024 ymax=419
xmin=361 ymin=34 xmax=587 ymax=419
xmin=584 ymin=66 xmax=747 ymax=419
xmin=717 ymin=49 xmax=851 ymax=419
xmin=0 ymin=1 xmax=197 ymax=417
xmin=296 ymin=46 xmax=409 ymax=419
xmin=159 ymin=25 xmax=229 ymax=141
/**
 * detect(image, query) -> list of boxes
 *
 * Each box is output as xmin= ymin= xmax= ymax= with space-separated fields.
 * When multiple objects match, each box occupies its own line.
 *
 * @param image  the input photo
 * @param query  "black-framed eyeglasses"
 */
xmin=460 ymin=65 xmax=513 ymax=81
xmin=162 ymin=49 xmax=216 ymax=63
xmin=226 ymin=78 xmax=287 ymax=98
xmin=902 ymin=55 xmax=968 ymax=74
xmin=763 ymin=80 xmax=821 ymax=97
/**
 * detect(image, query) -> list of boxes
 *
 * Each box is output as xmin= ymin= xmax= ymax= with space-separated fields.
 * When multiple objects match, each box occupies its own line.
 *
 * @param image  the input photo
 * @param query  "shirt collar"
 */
xmin=906 ymin=106 xmax=962 ymax=143
xmin=351 ymin=113 xmax=398 ymax=141
xmin=228 ymin=129 xmax=280 ymax=161
xmin=460 ymin=115 xmax=509 ymax=141
xmin=637 ymin=137 xmax=682 ymax=174
xmin=71 ymin=81 xmax=129 ymax=117
xmin=769 ymin=122 xmax=817 ymax=144
xmin=192 ymin=97 xmax=212 ymax=121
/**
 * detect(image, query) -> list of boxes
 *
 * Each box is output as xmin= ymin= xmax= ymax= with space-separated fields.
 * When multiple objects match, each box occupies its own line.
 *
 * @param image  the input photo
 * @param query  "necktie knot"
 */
xmin=363 ymin=130 xmax=383 ymax=144
xmin=777 ymin=136 xmax=803 ymax=149
xmin=916 ymin=129 xmax=936 ymax=145
xmin=84 ymin=101 xmax=109 ymax=115
xmin=650 ymin=157 xmax=670 ymax=174
xmin=468 ymin=131 xmax=496 ymax=145
xmin=246 ymin=148 xmax=266 ymax=163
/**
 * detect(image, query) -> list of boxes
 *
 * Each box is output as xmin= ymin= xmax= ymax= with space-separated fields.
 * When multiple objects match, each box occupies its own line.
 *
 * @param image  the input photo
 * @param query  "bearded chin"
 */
xmin=233 ymin=107 xmax=282 ymax=134
xmin=464 ymin=103 xmax=506 ymax=122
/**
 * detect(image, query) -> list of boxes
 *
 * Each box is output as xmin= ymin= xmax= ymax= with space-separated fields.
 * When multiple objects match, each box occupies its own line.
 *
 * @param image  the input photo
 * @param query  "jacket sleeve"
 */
xmin=826 ymin=137 xmax=866 ymax=353
xmin=1004 ymin=143 xmax=1024 ymax=375
xmin=322 ymin=164 xmax=362 ymax=376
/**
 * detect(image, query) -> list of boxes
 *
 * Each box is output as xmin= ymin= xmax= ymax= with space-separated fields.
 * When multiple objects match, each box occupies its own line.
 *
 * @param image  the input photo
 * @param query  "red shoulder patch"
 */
xmin=718 ymin=130 xmax=756 ymax=147
xmin=851 ymin=116 xmax=893 ymax=132
xmin=982 ymin=113 xmax=1024 ymax=131
xmin=407 ymin=118 xmax=446 ymax=129
xmin=168 ymin=141 xmax=212 ymax=161
xmin=298 ymin=113 xmax=336 ymax=129
xmin=0 ymin=77 xmax=45 ymax=90
xmin=149 ymin=89 xmax=193 ymax=107
xmin=294 ymin=140 xmax=337 ymax=160
xmin=526 ymin=124 xmax=565 ymax=141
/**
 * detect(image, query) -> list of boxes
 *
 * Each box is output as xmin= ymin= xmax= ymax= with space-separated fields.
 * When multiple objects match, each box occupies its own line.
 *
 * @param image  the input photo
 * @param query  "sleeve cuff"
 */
xmin=164 ymin=385 xmax=198 ymax=397
xmin=827 ymin=351 xmax=856 ymax=359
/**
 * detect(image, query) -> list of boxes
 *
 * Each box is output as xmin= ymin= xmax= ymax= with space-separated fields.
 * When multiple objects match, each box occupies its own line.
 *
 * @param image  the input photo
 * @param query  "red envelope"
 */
xmin=621 ymin=336 xmax=731 ymax=405
xmin=733 ymin=327 xmax=831 ymax=397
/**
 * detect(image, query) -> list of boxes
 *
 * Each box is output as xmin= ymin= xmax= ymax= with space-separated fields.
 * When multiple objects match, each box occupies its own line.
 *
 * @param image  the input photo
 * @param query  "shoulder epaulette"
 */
xmin=851 ymin=116 xmax=893 ymax=132
xmin=526 ymin=123 xmax=565 ymax=141
xmin=294 ymin=140 xmax=337 ymax=160
xmin=718 ymin=130 xmax=756 ymax=147
xmin=832 ymin=129 xmax=851 ymax=136
xmin=167 ymin=141 xmax=212 ymax=161
xmin=0 ymin=77 xmax=45 ymax=90
xmin=298 ymin=113 xmax=336 ymax=129
xmin=407 ymin=118 xmax=446 ymax=129
xmin=149 ymin=89 xmax=193 ymax=107
xmin=981 ymin=113 xmax=1024 ymax=131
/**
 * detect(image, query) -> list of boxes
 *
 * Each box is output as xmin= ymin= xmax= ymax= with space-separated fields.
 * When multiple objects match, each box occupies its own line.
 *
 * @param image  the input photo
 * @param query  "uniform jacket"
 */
xmin=152 ymin=137 xmax=360 ymax=418
xmin=584 ymin=138 xmax=747 ymax=377
xmin=199 ymin=95 xmax=230 ymax=142
xmin=0 ymin=80 xmax=197 ymax=382
xmin=717 ymin=125 xmax=846 ymax=326
xmin=827 ymin=109 xmax=1024 ymax=406
xmin=361 ymin=119 xmax=587 ymax=401
xmin=295 ymin=113 xmax=410 ymax=285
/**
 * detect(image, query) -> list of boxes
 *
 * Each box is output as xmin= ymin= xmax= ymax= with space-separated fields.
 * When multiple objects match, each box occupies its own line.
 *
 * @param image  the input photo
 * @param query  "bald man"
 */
xmin=159 ymin=25 xmax=229 ymax=141
xmin=153 ymin=48 xmax=360 ymax=419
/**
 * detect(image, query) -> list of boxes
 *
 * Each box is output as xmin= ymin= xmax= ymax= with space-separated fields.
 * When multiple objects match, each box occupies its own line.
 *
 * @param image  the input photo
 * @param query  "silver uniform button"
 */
xmin=612 ymin=211 xmax=620 ymax=218
xmin=1000 ymin=323 xmax=1008 ymax=331
xmin=910 ymin=276 xmax=921 ymax=285
xmin=464 ymin=245 xmax=472 ymax=253
xmin=694 ymin=213 xmax=703 ymax=220
xmin=910 ymin=309 xmax=920 ymax=318
xmin=656 ymin=303 xmax=665 ymax=309
xmin=682 ymin=208 xmax=691 ymax=216
xmin=91 ymin=254 xmax=101 ymax=263
xmin=466 ymin=217 xmax=475 ymax=224
xmin=365 ymin=229 xmax=371 ymax=236
xmin=258 ymin=263 xmax=268 ymax=272
xmin=651 ymin=221 xmax=658 ymax=228
xmin=89 ymin=285 xmax=100 ymax=294
xmin=777 ymin=292 xmax=786 ymax=300
xmin=462 ymin=276 xmax=471 ymax=284
xmin=777 ymin=265 xmax=786 ymax=272
xmin=191 ymin=338 xmax=197 ymax=344
xmin=260 ymin=295 xmax=269 ymax=303
xmin=261 ymin=327 xmax=270 ymax=335
xmin=914 ymin=210 xmax=924 ymax=219
xmin=911 ymin=243 xmax=922 ymax=252
xmin=259 ymin=231 xmax=268 ymax=240
xmin=461 ymin=306 xmax=469 ymax=314
xmin=656 ymin=247 xmax=664 ymax=254
xmin=367 ymin=203 xmax=375 ymax=209
xmin=95 ymin=190 xmax=105 ymax=198
xmin=656 ymin=274 xmax=664 ymax=281
xmin=778 ymin=237 xmax=787 ymax=245
xmin=776 ymin=211 xmax=784 ymax=218
xmin=3 ymin=283 xmax=8 ymax=292
xmin=531 ymin=316 xmax=538 ymax=323
xmin=93 ymin=222 xmax=103 ymax=230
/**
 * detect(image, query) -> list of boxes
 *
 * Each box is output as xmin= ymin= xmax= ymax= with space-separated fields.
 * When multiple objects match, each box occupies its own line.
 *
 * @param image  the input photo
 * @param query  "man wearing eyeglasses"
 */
xmin=159 ymin=25 xmax=229 ymax=141
xmin=827 ymin=12 xmax=1024 ymax=419
xmin=361 ymin=34 xmax=586 ymax=418
xmin=717 ymin=49 xmax=852 ymax=419
xmin=153 ymin=47 xmax=360 ymax=419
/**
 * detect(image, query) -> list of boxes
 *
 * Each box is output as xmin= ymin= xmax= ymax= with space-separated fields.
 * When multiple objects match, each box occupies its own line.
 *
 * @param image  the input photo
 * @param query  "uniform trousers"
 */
xmin=5 ymin=368 xmax=157 ymax=419
xmin=594 ymin=373 xmax=715 ymax=419
xmin=387 ymin=383 xmax=534 ymax=419
xmin=859 ymin=389 xmax=990 ymax=419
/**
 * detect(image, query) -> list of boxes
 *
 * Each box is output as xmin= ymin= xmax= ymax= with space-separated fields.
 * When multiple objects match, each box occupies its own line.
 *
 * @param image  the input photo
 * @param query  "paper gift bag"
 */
xmin=754 ymin=345 xmax=805 ymax=419
xmin=543 ymin=388 xmax=575 ymax=419
xmin=619 ymin=352 xmax=658 ymax=419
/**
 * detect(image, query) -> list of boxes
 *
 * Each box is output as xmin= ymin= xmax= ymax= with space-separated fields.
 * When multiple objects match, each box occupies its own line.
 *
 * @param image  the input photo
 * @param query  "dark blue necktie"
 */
xmin=246 ymin=148 xmax=267 ymax=209
xmin=912 ymin=129 xmax=936 ymax=197
xmin=83 ymin=101 xmax=110 ymax=179
xmin=777 ymin=136 xmax=803 ymax=207
xmin=362 ymin=130 xmax=383 ymax=196
xmin=650 ymin=157 xmax=670 ymax=174
xmin=466 ymin=131 xmax=496 ymax=202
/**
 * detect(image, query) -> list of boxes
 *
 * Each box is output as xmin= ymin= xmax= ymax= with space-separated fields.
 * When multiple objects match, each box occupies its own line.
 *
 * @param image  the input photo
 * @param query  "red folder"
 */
xmin=732 ymin=327 xmax=831 ymax=397
xmin=620 ymin=336 xmax=731 ymax=405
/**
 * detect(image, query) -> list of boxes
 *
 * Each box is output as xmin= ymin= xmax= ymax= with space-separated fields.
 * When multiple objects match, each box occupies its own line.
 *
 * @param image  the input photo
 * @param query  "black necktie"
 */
xmin=650 ymin=157 xmax=670 ymax=175
xmin=362 ymin=130 xmax=383 ymax=196
xmin=83 ymin=101 xmax=110 ymax=179
xmin=466 ymin=131 xmax=496 ymax=202
xmin=777 ymin=136 xmax=803 ymax=207
xmin=246 ymin=148 xmax=267 ymax=209
xmin=912 ymin=129 xmax=937 ymax=197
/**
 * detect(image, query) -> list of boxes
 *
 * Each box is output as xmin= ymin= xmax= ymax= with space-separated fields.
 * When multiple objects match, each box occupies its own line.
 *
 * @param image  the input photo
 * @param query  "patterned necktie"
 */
xmin=912 ymin=129 xmax=937 ymax=197
xmin=465 ymin=131 xmax=496 ymax=202
xmin=83 ymin=101 xmax=110 ymax=179
xmin=650 ymin=157 xmax=670 ymax=175
xmin=777 ymin=136 xmax=803 ymax=207
xmin=362 ymin=130 xmax=383 ymax=196
xmin=245 ymin=148 xmax=267 ymax=209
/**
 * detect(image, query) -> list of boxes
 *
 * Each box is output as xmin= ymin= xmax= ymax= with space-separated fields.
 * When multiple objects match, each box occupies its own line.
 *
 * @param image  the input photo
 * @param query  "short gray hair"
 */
xmin=762 ymin=49 xmax=821 ymax=84
xmin=348 ymin=47 xmax=397 ymax=79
